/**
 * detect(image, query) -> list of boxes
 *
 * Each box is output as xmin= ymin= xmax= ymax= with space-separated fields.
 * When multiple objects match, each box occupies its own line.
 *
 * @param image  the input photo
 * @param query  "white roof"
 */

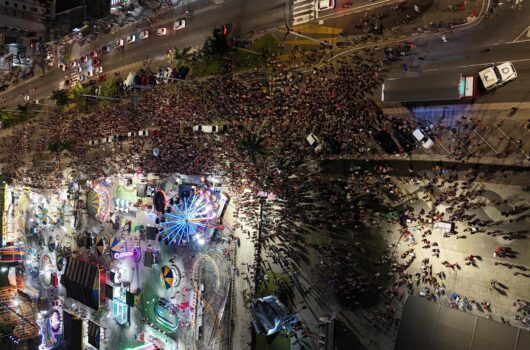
xmin=124 ymin=72 xmax=136 ymax=87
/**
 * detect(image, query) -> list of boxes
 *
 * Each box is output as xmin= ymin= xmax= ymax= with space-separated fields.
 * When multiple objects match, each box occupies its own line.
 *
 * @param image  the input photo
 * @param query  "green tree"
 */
xmin=203 ymin=35 xmax=230 ymax=58
xmin=238 ymin=131 xmax=266 ymax=163
xmin=99 ymin=79 xmax=120 ymax=98
xmin=51 ymin=89 xmax=69 ymax=107
xmin=168 ymin=47 xmax=192 ymax=67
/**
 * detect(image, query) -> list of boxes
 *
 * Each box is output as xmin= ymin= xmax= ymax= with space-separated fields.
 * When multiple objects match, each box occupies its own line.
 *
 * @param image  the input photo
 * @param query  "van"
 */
xmin=478 ymin=62 xmax=517 ymax=90
xmin=306 ymin=133 xmax=323 ymax=152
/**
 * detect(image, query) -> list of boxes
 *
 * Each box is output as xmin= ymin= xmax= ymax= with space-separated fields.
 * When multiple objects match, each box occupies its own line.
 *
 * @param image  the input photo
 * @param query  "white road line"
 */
xmin=509 ymin=25 xmax=530 ymax=43
xmin=504 ymin=38 xmax=530 ymax=45
xmin=424 ymin=57 xmax=530 ymax=72
xmin=316 ymin=0 xmax=391 ymax=20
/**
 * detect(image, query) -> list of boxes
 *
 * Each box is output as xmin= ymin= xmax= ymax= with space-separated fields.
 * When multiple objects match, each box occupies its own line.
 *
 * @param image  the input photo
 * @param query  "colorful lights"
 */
xmin=159 ymin=192 xmax=216 ymax=245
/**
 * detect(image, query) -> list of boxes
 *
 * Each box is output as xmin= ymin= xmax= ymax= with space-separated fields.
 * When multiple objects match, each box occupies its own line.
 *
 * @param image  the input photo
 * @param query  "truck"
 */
xmin=381 ymin=72 xmax=477 ymax=103
xmin=478 ymin=62 xmax=517 ymax=90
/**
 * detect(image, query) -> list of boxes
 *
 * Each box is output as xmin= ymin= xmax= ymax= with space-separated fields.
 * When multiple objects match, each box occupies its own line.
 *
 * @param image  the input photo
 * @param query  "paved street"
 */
xmin=1 ymin=1 xmax=530 ymax=350
xmin=0 ymin=0 xmax=285 ymax=108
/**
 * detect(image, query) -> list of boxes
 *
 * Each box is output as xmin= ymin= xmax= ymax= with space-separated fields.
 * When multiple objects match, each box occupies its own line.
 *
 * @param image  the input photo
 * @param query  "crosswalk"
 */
xmin=292 ymin=0 xmax=315 ymax=25
xmin=69 ymin=71 xmax=79 ymax=84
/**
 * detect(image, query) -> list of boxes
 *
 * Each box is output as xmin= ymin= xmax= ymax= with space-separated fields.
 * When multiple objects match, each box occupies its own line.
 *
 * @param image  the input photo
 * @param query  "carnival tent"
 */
xmin=124 ymin=72 xmax=136 ymax=88
xmin=160 ymin=265 xmax=173 ymax=289
xmin=95 ymin=236 xmax=107 ymax=257
xmin=61 ymin=257 xmax=101 ymax=310
xmin=86 ymin=190 xmax=100 ymax=218
xmin=154 ymin=190 xmax=167 ymax=213
xmin=110 ymin=237 xmax=123 ymax=255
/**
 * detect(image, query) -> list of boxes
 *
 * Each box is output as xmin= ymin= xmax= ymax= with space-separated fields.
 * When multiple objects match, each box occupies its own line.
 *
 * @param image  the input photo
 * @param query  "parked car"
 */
xmin=306 ymin=133 xmax=323 ymax=153
xmin=412 ymin=128 xmax=434 ymax=149
xmin=138 ymin=130 xmax=149 ymax=137
xmin=101 ymin=46 xmax=110 ymax=54
xmin=140 ymin=30 xmax=149 ymax=39
xmin=94 ymin=66 xmax=104 ymax=74
xmin=127 ymin=34 xmax=136 ymax=43
xmin=157 ymin=27 xmax=167 ymax=36
xmin=115 ymin=39 xmax=124 ymax=48
xmin=173 ymin=19 xmax=186 ymax=30
xmin=394 ymin=129 xmax=416 ymax=153
xmin=479 ymin=62 xmax=517 ymax=90
xmin=214 ymin=23 xmax=232 ymax=38
xmin=89 ymin=50 xmax=98 ymax=58
xmin=374 ymin=131 xmax=399 ymax=154
xmin=92 ymin=57 xmax=100 ymax=66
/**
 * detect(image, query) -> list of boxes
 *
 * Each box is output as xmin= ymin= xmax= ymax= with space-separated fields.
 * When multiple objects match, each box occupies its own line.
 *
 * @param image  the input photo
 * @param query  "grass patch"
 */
xmin=235 ymin=34 xmax=280 ymax=68
xmin=251 ymin=34 xmax=280 ymax=55
xmin=255 ymin=332 xmax=291 ymax=350
xmin=192 ymin=58 xmax=222 ymax=77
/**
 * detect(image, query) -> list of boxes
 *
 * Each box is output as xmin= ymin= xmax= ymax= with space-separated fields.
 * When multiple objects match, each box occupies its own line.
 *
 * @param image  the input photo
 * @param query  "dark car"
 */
xmin=374 ymin=131 xmax=399 ymax=154
xmin=213 ymin=23 xmax=232 ymax=38
xmin=101 ymin=46 xmax=110 ymax=54
xmin=394 ymin=129 xmax=416 ymax=153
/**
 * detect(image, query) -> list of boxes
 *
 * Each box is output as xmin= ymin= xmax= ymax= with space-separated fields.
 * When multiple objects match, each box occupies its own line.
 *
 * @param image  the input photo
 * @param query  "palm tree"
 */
xmin=168 ymin=47 xmax=192 ymax=67
xmin=238 ymin=131 xmax=266 ymax=163
xmin=51 ymin=89 xmax=69 ymax=107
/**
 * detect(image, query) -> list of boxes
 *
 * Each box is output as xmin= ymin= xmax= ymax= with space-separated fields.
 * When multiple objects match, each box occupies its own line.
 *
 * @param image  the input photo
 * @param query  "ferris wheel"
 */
xmin=160 ymin=189 xmax=220 ymax=245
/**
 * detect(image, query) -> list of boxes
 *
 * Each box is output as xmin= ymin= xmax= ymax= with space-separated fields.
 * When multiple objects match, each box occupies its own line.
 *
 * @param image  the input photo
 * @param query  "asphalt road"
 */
xmin=393 ymin=3 xmax=530 ymax=103
xmin=0 ymin=0 xmax=285 ymax=108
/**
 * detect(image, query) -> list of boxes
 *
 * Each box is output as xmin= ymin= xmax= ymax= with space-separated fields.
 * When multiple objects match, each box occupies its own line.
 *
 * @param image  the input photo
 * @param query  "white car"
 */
xmin=140 ymin=30 xmax=149 ymax=39
xmin=316 ymin=0 xmax=335 ymax=11
xmin=306 ymin=133 xmax=323 ymax=152
xmin=157 ymin=28 xmax=167 ymax=36
xmin=173 ymin=19 xmax=186 ymax=30
xmin=127 ymin=35 xmax=136 ymax=43
xmin=115 ymin=39 xmax=124 ymax=47
xmin=412 ymin=128 xmax=434 ymax=149
xmin=478 ymin=62 xmax=517 ymax=90
xmin=87 ymin=70 xmax=94 ymax=77
xmin=95 ymin=67 xmax=103 ymax=74
xmin=138 ymin=130 xmax=149 ymax=137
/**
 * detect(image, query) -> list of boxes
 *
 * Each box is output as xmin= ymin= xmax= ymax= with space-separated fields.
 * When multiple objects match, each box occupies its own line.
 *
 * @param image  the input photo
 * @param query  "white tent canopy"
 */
xmin=124 ymin=72 xmax=137 ymax=88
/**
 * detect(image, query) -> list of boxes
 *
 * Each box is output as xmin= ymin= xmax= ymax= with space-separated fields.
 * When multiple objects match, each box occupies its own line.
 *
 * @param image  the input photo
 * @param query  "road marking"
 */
xmin=316 ymin=0 xmax=392 ymax=21
xmin=424 ymin=57 xmax=530 ymax=72
xmin=493 ymin=124 xmax=529 ymax=158
xmin=509 ymin=25 xmax=530 ymax=43
xmin=473 ymin=129 xmax=499 ymax=155
xmin=293 ymin=24 xmax=342 ymax=35
xmin=292 ymin=0 xmax=315 ymax=25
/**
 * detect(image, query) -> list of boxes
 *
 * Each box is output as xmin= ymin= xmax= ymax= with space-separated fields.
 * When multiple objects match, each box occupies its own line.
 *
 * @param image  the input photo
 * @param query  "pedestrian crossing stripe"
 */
xmin=292 ymin=0 xmax=315 ymax=25
xmin=292 ymin=24 xmax=342 ymax=35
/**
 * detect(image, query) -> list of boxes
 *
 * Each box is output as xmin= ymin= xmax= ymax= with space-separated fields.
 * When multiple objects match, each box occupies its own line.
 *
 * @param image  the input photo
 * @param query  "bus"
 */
xmin=381 ymin=73 xmax=477 ymax=103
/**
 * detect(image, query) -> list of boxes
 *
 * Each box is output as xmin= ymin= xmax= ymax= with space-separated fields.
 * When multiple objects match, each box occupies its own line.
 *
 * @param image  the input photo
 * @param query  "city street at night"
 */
xmin=0 ymin=1 xmax=529 ymax=350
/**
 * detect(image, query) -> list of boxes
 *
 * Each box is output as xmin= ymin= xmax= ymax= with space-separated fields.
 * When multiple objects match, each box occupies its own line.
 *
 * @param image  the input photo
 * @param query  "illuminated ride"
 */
xmin=159 ymin=190 xmax=220 ymax=245
xmin=154 ymin=298 xmax=179 ymax=331
xmin=86 ymin=184 xmax=111 ymax=222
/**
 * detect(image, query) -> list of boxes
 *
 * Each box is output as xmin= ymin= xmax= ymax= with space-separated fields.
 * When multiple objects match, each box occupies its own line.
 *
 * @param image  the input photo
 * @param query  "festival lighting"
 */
xmin=160 ymin=192 xmax=216 ymax=245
